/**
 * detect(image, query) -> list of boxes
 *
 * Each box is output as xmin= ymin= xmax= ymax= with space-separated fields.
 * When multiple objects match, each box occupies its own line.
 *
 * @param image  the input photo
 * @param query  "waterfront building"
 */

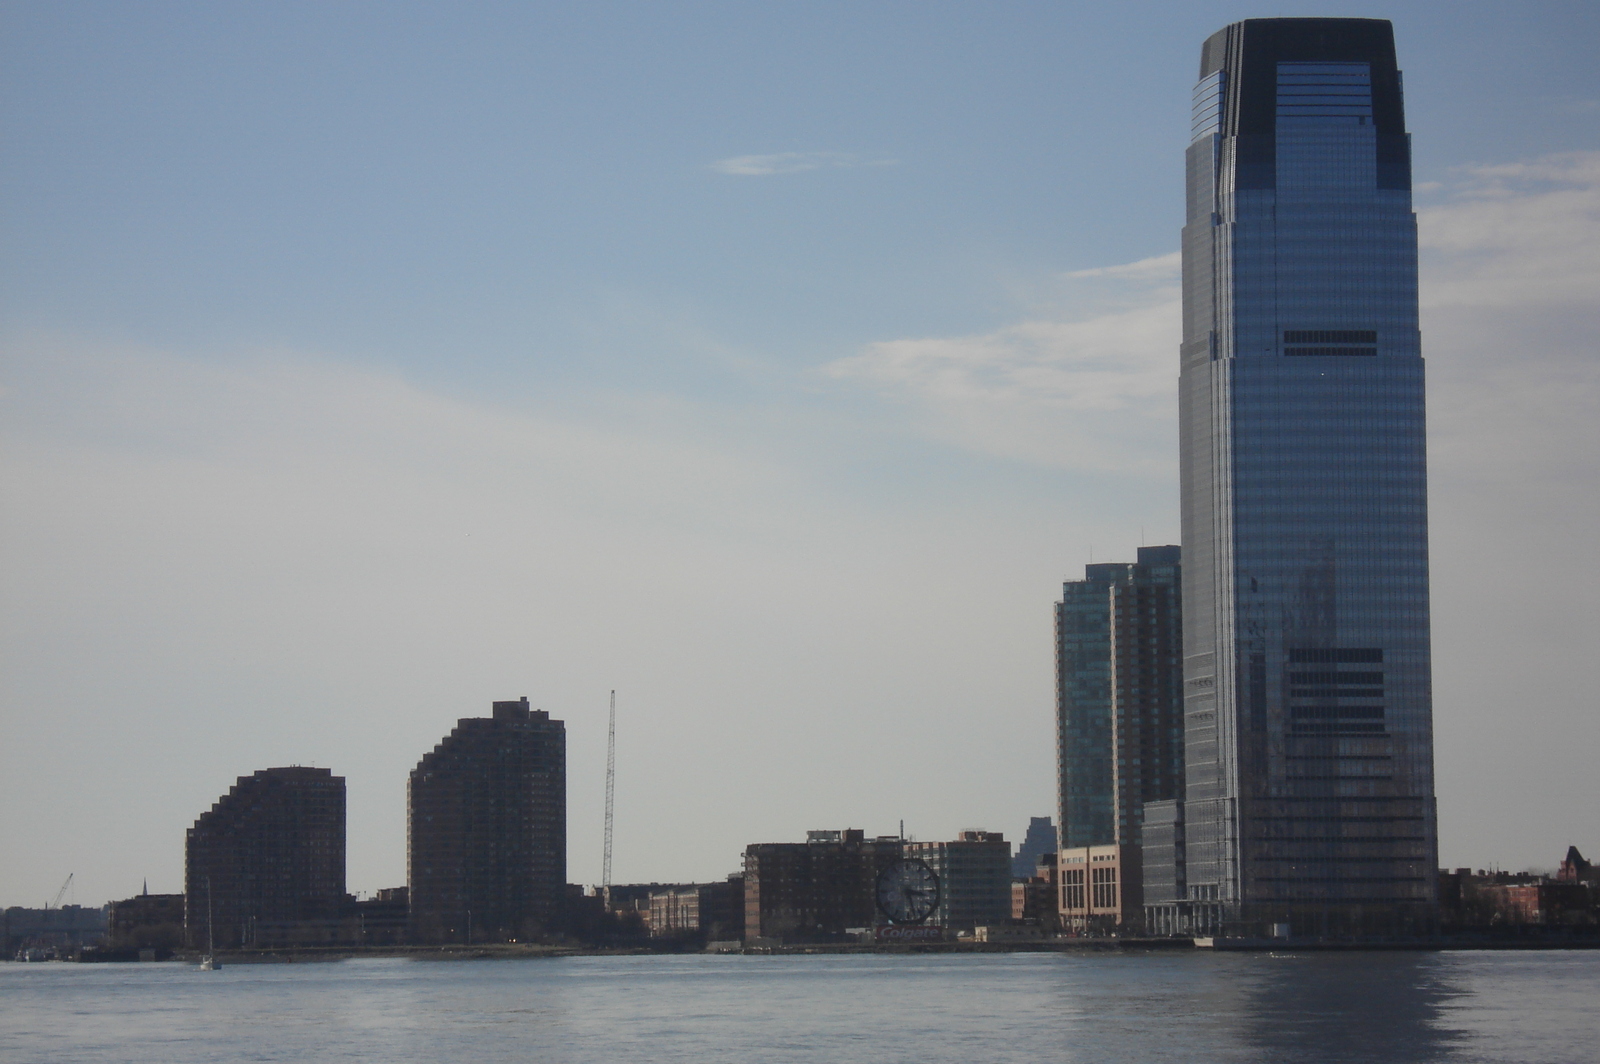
xmin=408 ymin=698 xmax=566 ymax=944
xmin=644 ymin=876 xmax=745 ymax=942
xmin=108 ymin=890 xmax=184 ymax=952
xmin=2 ymin=905 xmax=107 ymax=957
xmin=1056 ymin=546 xmax=1182 ymax=930
xmin=350 ymin=888 xmax=410 ymax=946
xmin=184 ymin=766 xmax=346 ymax=948
xmin=1011 ymin=852 xmax=1058 ymax=926
xmin=1141 ymin=799 xmax=1187 ymax=934
xmin=1059 ymin=845 xmax=1142 ymax=931
xmin=742 ymin=829 xmax=902 ymax=944
xmin=904 ymin=831 xmax=1012 ymax=932
xmin=1176 ymin=18 xmax=1437 ymax=936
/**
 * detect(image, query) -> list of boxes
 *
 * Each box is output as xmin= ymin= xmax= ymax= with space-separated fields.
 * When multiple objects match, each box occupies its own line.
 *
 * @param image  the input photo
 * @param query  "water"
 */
xmin=1 ymin=951 xmax=1596 ymax=1063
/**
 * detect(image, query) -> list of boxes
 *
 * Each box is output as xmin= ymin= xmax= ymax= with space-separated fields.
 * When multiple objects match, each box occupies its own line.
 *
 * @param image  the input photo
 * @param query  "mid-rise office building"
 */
xmin=1056 ymin=546 xmax=1182 ymax=929
xmin=1058 ymin=845 xmax=1142 ymax=931
xmin=1176 ymin=18 xmax=1437 ymax=936
xmin=185 ymin=766 xmax=346 ymax=948
xmin=904 ymin=831 xmax=1012 ymax=932
xmin=408 ymin=698 xmax=566 ymax=944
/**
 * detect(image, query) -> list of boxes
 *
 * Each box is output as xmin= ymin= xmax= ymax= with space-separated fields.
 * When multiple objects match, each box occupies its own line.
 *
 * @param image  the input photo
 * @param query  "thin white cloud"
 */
xmin=1419 ymin=150 xmax=1600 ymax=310
xmin=825 ymin=264 xmax=1179 ymax=475
xmin=710 ymin=151 xmax=896 ymax=176
xmin=1063 ymin=251 xmax=1181 ymax=281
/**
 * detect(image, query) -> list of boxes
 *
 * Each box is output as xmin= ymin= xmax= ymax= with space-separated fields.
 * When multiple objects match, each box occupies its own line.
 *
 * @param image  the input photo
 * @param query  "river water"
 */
xmin=1 ymin=950 xmax=1596 ymax=1063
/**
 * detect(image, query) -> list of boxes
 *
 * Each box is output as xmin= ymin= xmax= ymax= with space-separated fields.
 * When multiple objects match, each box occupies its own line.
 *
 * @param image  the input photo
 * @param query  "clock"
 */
xmin=875 ymin=858 xmax=941 ymax=924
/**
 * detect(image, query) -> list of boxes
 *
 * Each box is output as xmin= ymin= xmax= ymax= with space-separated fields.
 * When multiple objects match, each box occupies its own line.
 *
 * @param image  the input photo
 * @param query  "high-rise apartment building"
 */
xmin=1177 ymin=18 xmax=1437 ymax=936
xmin=408 ymin=698 xmax=566 ymax=944
xmin=1055 ymin=547 xmax=1182 ymax=931
xmin=185 ymin=767 xmax=346 ymax=948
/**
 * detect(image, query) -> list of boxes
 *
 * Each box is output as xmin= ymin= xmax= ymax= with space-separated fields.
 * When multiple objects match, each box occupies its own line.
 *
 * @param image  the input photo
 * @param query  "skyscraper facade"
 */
xmin=1055 ymin=547 xmax=1182 ymax=930
xmin=408 ymin=698 xmax=567 ymax=944
xmin=185 ymin=766 xmax=346 ymax=948
xmin=1179 ymin=18 xmax=1437 ymax=935
xmin=1056 ymin=546 xmax=1183 ymax=851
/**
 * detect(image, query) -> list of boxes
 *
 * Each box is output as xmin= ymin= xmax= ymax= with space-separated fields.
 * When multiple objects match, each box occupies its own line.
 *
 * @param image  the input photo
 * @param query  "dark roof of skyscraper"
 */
xmin=1199 ymin=18 xmax=1404 ymax=138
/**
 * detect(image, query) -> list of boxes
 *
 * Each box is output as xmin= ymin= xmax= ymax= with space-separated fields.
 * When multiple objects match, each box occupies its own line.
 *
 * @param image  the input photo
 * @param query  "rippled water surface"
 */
xmin=2 ymin=950 xmax=1597 ymax=1063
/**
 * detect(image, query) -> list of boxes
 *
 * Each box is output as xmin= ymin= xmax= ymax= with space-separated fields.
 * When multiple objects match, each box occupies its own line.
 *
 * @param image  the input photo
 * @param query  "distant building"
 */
xmin=1059 ymin=844 xmax=1142 ymax=932
xmin=185 ymin=766 xmax=346 ymax=949
xmin=1141 ymin=800 xmax=1186 ymax=935
xmin=408 ymin=698 xmax=566 ymax=944
xmin=599 ymin=883 xmax=695 ymax=915
xmin=1056 ymin=546 xmax=1182 ymax=933
xmin=1485 ymin=883 xmax=1594 ymax=926
xmin=905 ymin=831 xmax=1012 ymax=932
xmin=743 ymin=829 xmax=902 ymax=944
xmin=1439 ymin=854 xmax=1599 ymax=929
xmin=350 ymin=888 xmax=409 ymax=946
xmin=1011 ymin=817 xmax=1058 ymax=879
xmin=2 ymin=905 xmax=106 ymax=957
xmin=1012 ymin=852 xmax=1058 ymax=927
xmin=1558 ymin=846 xmax=1596 ymax=885
xmin=645 ymin=877 xmax=745 ymax=941
xmin=108 ymin=890 xmax=184 ymax=951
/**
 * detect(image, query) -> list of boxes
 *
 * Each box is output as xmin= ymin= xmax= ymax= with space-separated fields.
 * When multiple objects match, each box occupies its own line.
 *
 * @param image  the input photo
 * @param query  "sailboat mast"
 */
xmin=602 ymin=691 xmax=615 ymax=888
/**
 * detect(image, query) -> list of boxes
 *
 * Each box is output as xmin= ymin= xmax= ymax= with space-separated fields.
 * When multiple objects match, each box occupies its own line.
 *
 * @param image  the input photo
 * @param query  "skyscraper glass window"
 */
xmin=1179 ymin=19 xmax=1437 ymax=936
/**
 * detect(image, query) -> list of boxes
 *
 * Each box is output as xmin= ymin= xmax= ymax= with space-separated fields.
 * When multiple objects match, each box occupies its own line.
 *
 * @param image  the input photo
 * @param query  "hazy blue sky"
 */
xmin=3 ymin=1 xmax=1597 ymax=907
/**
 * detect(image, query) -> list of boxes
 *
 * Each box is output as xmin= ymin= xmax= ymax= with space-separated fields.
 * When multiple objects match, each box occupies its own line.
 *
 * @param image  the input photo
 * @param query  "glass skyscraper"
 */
xmin=1057 ymin=547 xmax=1183 ymax=854
xmin=1056 ymin=547 xmax=1184 ymax=931
xmin=1177 ymin=19 xmax=1437 ymax=936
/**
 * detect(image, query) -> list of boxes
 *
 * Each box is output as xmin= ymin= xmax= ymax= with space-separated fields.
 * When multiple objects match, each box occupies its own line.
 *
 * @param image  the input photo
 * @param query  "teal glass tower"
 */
xmin=1179 ymin=18 xmax=1437 ymax=935
xmin=1056 ymin=547 xmax=1183 ymax=852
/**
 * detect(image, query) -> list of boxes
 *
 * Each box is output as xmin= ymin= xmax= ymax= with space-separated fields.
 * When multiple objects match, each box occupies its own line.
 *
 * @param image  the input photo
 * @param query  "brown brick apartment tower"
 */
xmin=408 ymin=698 xmax=566 ymax=944
xmin=185 ymin=766 xmax=346 ymax=948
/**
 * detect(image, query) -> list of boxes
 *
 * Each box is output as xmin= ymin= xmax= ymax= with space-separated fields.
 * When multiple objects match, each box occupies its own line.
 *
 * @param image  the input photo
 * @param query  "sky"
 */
xmin=2 ymin=0 xmax=1597 ymax=908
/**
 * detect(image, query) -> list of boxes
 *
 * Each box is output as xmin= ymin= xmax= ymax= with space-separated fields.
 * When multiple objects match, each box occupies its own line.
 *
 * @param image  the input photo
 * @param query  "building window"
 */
xmin=1091 ymin=866 xmax=1118 ymax=909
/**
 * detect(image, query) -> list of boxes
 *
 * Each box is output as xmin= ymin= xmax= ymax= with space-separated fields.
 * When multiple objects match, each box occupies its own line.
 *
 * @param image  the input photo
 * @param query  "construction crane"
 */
xmin=602 ymin=690 xmax=616 ymax=888
xmin=48 ymin=873 xmax=73 ymax=910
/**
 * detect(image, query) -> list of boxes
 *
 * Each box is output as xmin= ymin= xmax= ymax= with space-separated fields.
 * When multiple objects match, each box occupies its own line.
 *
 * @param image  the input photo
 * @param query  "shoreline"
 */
xmin=114 ymin=934 xmax=1600 ymax=964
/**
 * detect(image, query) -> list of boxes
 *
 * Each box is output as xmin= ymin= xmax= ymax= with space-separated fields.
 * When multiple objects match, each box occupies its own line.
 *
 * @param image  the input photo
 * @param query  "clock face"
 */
xmin=876 ymin=858 xmax=941 ymax=924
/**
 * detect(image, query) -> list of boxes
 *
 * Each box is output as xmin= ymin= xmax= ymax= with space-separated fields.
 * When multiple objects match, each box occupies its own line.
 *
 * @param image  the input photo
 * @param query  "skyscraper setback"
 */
xmin=1178 ymin=19 xmax=1437 ymax=935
